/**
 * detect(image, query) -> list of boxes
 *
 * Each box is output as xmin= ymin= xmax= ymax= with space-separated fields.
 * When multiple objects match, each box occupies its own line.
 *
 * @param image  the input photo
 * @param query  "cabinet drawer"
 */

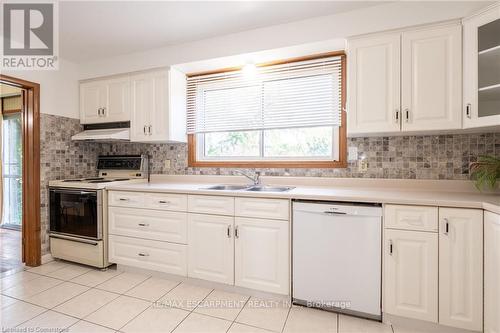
xmin=145 ymin=193 xmax=187 ymax=211
xmin=385 ymin=204 xmax=438 ymax=232
xmin=109 ymin=235 xmax=187 ymax=276
xmin=108 ymin=191 xmax=145 ymax=208
xmin=109 ymin=207 xmax=187 ymax=244
xmin=235 ymin=198 xmax=289 ymax=220
xmin=188 ymin=195 xmax=234 ymax=216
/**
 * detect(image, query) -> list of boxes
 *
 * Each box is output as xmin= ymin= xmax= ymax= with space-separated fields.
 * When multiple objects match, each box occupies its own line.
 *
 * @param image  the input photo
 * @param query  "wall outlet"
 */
xmin=348 ymin=147 xmax=358 ymax=161
xmin=358 ymin=159 xmax=368 ymax=172
xmin=164 ymin=160 xmax=171 ymax=169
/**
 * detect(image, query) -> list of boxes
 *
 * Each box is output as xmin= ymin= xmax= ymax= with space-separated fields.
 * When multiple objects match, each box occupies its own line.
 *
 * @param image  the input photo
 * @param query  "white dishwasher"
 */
xmin=292 ymin=201 xmax=383 ymax=321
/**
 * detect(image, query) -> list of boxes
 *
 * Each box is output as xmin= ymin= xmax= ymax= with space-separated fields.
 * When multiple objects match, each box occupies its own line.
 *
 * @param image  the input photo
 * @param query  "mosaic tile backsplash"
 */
xmin=40 ymin=114 xmax=500 ymax=253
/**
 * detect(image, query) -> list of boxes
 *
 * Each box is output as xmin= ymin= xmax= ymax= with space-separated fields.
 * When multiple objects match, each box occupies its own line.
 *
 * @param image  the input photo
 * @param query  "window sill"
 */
xmin=187 ymin=160 xmax=347 ymax=169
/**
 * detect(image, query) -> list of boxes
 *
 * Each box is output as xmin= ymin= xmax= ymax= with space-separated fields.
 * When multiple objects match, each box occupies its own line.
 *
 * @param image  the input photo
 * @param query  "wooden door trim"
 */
xmin=0 ymin=74 xmax=41 ymax=267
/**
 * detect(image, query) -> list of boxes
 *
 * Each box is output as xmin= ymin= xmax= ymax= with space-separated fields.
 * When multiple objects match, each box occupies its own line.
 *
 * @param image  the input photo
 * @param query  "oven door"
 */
xmin=49 ymin=188 xmax=102 ymax=240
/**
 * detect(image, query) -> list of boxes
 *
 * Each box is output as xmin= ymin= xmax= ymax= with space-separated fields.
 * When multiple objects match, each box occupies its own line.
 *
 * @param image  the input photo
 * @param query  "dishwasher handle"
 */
xmin=323 ymin=210 xmax=347 ymax=215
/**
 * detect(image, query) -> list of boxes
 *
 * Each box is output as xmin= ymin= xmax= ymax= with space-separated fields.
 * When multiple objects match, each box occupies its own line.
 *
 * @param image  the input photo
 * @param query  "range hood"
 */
xmin=71 ymin=122 xmax=130 ymax=141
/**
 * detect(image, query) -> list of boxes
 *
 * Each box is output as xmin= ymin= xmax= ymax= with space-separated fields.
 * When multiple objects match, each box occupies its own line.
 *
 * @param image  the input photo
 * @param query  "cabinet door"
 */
xmin=463 ymin=5 xmax=500 ymax=129
xmin=103 ymin=77 xmax=130 ymax=123
xmin=234 ymin=217 xmax=289 ymax=295
xmin=148 ymin=70 xmax=169 ymax=141
xmin=187 ymin=213 xmax=234 ymax=284
xmin=348 ymin=33 xmax=401 ymax=135
xmin=130 ymin=73 xmax=152 ymax=141
xmin=80 ymin=82 xmax=106 ymax=124
xmin=439 ymin=208 xmax=483 ymax=331
xmin=485 ymin=211 xmax=500 ymax=333
xmin=401 ymin=25 xmax=462 ymax=131
xmin=384 ymin=229 xmax=438 ymax=322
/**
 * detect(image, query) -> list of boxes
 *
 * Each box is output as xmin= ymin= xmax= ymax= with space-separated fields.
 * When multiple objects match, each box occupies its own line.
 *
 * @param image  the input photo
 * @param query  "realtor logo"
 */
xmin=1 ymin=1 xmax=59 ymax=70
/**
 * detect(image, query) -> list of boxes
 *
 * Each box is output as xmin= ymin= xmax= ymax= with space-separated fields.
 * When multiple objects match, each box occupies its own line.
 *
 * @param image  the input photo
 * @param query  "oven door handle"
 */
xmin=50 ymin=188 xmax=98 ymax=196
xmin=50 ymin=234 xmax=99 ymax=246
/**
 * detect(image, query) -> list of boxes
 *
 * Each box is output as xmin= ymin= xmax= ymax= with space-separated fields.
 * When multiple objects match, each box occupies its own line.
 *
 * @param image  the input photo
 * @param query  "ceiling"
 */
xmin=60 ymin=1 xmax=384 ymax=63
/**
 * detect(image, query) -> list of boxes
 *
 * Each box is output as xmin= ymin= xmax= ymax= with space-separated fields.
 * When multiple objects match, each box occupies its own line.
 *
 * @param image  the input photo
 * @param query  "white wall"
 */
xmin=3 ymin=58 xmax=80 ymax=119
xmin=78 ymin=1 xmax=490 ymax=79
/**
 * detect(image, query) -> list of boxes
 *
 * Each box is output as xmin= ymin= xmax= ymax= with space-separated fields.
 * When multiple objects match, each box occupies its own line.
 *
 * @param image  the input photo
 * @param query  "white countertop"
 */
xmin=106 ymin=176 xmax=500 ymax=215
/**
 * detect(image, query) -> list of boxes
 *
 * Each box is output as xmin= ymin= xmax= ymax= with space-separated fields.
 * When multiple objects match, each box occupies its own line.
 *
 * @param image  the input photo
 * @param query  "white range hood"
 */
xmin=71 ymin=128 xmax=130 ymax=141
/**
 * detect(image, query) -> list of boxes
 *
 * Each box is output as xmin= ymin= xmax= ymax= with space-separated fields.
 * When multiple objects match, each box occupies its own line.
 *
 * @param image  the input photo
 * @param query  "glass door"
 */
xmin=478 ymin=18 xmax=500 ymax=118
xmin=1 ymin=113 xmax=22 ymax=229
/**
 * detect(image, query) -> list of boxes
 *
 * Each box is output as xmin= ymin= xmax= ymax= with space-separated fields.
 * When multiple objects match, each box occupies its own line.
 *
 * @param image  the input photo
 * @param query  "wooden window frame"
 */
xmin=0 ymin=74 xmax=41 ymax=267
xmin=187 ymin=51 xmax=347 ymax=169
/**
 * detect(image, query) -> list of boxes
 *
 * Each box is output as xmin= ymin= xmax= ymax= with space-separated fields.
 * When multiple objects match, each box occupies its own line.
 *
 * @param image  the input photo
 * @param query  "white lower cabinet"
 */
xmin=439 ymin=208 xmax=483 ymax=331
xmin=485 ymin=211 xmax=500 ymax=333
xmin=235 ymin=217 xmax=289 ymax=295
xmin=384 ymin=229 xmax=438 ymax=322
xmin=109 ymin=235 xmax=187 ymax=276
xmin=187 ymin=213 xmax=234 ymax=285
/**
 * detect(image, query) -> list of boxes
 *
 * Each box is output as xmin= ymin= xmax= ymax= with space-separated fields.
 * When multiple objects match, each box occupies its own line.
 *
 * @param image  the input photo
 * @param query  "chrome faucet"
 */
xmin=234 ymin=170 xmax=262 ymax=186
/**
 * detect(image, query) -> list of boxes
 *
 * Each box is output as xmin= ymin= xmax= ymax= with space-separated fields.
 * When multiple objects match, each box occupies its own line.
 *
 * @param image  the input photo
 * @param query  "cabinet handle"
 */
xmin=389 ymin=240 xmax=393 ymax=255
xmin=443 ymin=218 xmax=449 ymax=235
xmin=102 ymin=107 xmax=106 ymax=116
xmin=143 ymin=125 xmax=147 ymax=135
xmin=235 ymin=226 xmax=239 ymax=239
xmin=97 ymin=108 xmax=102 ymax=116
xmin=138 ymin=252 xmax=149 ymax=257
xmin=404 ymin=108 xmax=410 ymax=123
xmin=138 ymin=223 xmax=149 ymax=227
xmin=158 ymin=200 xmax=170 ymax=204
xmin=119 ymin=198 xmax=129 ymax=201
xmin=227 ymin=225 xmax=232 ymax=238
xmin=466 ymin=103 xmax=472 ymax=119
xmin=395 ymin=109 xmax=400 ymax=123
xmin=148 ymin=125 xmax=152 ymax=135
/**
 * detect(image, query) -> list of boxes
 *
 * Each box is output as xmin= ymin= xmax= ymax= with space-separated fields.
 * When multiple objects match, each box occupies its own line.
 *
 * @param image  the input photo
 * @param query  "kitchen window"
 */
xmin=187 ymin=52 xmax=346 ymax=168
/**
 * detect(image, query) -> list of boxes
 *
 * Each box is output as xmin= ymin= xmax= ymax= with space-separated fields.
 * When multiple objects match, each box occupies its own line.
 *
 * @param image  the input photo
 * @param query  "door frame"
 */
xmin=0 ymin=74 xmax=41 ymax=267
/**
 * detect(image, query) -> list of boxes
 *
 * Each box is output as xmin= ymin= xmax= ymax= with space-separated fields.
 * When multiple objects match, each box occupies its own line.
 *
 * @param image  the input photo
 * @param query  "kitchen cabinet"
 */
xmin=347 ymin=33 xmax=401 ymax=135
xmin=485 ymin=211 xmax=500 ymax=333
xmin=348 ymin=23 xmax=462 ymax=135
xmin=80 ymin=77 xmax=130 ymax=124
xmin=235 ymin=217 xmax=289 ymax=295
xmin=187 ymin=213 xmax=235 ymax=285
xmin=384 ymin=204 xmax=438 ymax=232
xmin=130 ymin=68 xmax=187 ymax=143
xmin=463 ymin=4 xmax=500 ymax=129
xmin=438 ymin=208 xmax=483 ymax=331
xmin=384 ymin=229 xmax=438 ymax=323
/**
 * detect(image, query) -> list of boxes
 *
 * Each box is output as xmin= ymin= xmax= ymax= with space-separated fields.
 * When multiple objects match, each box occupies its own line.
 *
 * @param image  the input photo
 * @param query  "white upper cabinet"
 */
xmin=463 ymin=4 xmax=500 ymax=129
xmin=80 ymin=77 xmax=130 ymax=124
xmin=401 ymin=25 xmax=462 ymax=132
xmin=348 ymin=33 xmax=401 ymax=135
xmin=348 ymin=23 xmax=462 ymax=136
xmin=485 ymin=211 xmax=500 ymax=333
xmin=438 ymin=208 xmax=483 ymax=331
xmin=130 ymin=68 xmax=187 ymax=143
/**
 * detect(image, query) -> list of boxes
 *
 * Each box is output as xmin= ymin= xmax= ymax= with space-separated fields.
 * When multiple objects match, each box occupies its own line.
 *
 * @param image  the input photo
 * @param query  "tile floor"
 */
xmin=0 ymin=228 xmax=22 ymax=274
xmin=0 ymin=260 xmax=396 ymax=333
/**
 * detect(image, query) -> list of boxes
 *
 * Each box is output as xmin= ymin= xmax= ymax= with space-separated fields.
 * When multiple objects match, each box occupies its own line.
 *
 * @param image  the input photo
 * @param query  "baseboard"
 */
xmin=41 ymin=253 xmax=54 ymax=264
xmin=384 ymin=314 xmax=481 ymax=333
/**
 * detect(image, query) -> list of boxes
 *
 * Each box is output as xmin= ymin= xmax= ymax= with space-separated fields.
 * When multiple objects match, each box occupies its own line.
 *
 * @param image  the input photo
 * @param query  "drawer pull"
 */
xmin=138 ymin=252 xmax=149 ymax=257
xmin=119 ymin=198 xmax=130 ymax=201
xmin=138 ymin=223 xmax=150 ymax=227
xmin=158 ymin=200 xmax=170 ymax=204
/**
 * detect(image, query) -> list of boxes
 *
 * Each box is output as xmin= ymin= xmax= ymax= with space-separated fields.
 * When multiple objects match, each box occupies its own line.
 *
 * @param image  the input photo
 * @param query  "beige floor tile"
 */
xmin=121 ymin=306 xmax=190 ymax=333
xmin=45 ymin=264 xmax=93 ymax=280
xmin=26 ymin=282 xmax=89 ymax=308
xmin=228 ymin=323 xmax=274 ymax=333
xmin=95 ymin=272 xmax=150 ymax=294
xmin=339 ymin=315 xmax=392 ymax=333
xmin=157 ymin=283 xmax=212 ymax=311
xmin=84 ymin=295 xmax=151 ymax=330
xmin=0 ymin=301 xmax=46 ymax=328
xmin=125 ymin=277 xmax=180 ymax=302
xmin=1 ymin=275 xmax=63 ymax=299
xmin=0 ymin=271 xmax=40 ymax=290
xmin=236 ymin=298 xmax=290 ymax=332
xmin=283 ymin=306 xmax=337 ymax=333
xmin=71 ymin=269 xmax=122 ymax=287
xmin=173 ymin=313 xmax=232 ymax=333
xmin=54 ymin=288 xmax=119 ymax=318
xmin=16 ymin=310 xmax=79 ymax=331
xmin=27 ymin=261 xmax=69 ymax=275
xmin=68 ymin=320 xmax=116 ymax=333
xmin=194 ymin=290 xmax=249 ymax=321
xmin=1 ymin=295 xmax=19 ymax=309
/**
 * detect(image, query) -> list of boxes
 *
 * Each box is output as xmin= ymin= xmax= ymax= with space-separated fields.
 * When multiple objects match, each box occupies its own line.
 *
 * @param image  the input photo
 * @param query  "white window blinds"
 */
xmin=186 ymin=56 xmax=343 ymax=134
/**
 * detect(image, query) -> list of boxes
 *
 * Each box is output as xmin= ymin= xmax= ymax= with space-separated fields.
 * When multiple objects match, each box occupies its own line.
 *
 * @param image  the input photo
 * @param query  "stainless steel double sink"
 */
xmin=202 ymin=185 xmax=295 ymax=192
